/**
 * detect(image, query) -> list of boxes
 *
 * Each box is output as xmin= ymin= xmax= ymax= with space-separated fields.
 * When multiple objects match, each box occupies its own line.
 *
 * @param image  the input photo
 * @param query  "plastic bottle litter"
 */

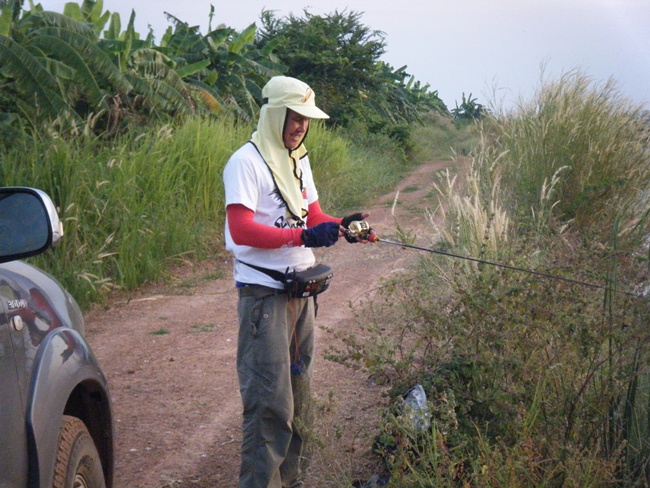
xmin=402 ymin=384 xmax=431 ymax=431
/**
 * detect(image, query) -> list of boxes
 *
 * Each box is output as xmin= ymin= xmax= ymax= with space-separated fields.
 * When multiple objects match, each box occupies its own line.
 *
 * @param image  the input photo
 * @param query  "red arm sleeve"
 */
xmin=307 ymin=200 xmax=342 ymax=227
xmin=227 ymin=204 xmax=304 ymax=248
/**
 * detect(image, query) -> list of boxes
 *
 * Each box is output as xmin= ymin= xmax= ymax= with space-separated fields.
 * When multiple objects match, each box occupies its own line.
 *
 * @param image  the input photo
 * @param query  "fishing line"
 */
xmin=347 ymin=220 xmax=645 ymax=299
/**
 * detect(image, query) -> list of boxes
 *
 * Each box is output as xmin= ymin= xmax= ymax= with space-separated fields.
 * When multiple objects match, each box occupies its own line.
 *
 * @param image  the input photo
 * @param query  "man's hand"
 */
xmin=301 ymin=222 xmax=340 ymax=248
xmin=341 ymin=212 xmax=370 ymax=243
xmin=341 ymin=213 xmax=366 ymax=229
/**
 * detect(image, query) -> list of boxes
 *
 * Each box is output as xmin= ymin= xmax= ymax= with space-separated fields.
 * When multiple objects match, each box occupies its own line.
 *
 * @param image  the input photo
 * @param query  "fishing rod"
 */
xmin=346 ymin=220 xmax=645 ymax=299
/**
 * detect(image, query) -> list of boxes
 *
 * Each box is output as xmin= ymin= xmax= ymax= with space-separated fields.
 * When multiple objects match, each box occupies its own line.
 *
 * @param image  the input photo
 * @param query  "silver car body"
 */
xmin=0 ymin=187 xmax=113 ymax=487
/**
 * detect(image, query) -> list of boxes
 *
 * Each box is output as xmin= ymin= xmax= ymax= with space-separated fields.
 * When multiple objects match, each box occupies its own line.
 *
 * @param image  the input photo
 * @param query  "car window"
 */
xmin=0 ymin=191 xmax=50 ymax=257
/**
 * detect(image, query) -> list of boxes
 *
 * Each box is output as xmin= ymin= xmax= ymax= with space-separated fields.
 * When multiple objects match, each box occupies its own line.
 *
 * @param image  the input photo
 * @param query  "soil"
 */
xmin=84 ymin=159 xmax=455 ymax=487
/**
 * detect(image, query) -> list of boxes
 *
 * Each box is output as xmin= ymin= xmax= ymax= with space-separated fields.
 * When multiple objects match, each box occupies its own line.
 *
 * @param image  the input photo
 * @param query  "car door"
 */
xmin=0 ymin=271 xmax=30 ymax=485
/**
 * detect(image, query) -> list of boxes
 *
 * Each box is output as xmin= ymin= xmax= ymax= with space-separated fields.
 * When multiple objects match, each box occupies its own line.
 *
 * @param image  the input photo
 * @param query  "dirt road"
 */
xmin=84 ymin=159 xmax=452 ymax=487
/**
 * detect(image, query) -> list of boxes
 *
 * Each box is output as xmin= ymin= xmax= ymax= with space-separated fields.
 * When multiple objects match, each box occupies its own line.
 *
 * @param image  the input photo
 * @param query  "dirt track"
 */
xmin=84 ymin=159 xmax=453 ymax=487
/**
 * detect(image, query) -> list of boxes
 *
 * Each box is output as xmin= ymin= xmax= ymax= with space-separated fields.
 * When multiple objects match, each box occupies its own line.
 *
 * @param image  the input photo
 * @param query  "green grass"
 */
xmin=1 ymin=117 xmax=251 ymax=305
xmin=487 ymin=69 xmax=650 ymax=241
xmin=150 ymin=328 xmax=170 ymax=335
xmin=410 ymin=112 xmax=480 ymax=162
xmin=309 ymin=121 xmax=416 ymax=213
xmin=1 ymin=113 xmax=426 ymax=308
xmin=190 ymin=324 xmax=217 ymax=333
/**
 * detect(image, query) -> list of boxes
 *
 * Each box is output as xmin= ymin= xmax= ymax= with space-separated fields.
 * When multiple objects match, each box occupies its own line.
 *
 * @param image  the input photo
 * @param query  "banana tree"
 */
xmin=59 ymin=0 xmax=110 ymax=37
xmin=0 ymin=3 xmax=131 ymax=129
xmin=97 ymin=9 xmax=198 ymax=120
xmin=160 ymin=15 xmax=283 ymax=120
xmin=0 ymin=0 xmax=284 ymax=137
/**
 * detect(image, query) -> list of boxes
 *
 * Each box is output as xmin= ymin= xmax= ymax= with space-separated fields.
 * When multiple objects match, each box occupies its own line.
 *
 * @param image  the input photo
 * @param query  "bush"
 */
xmin=330 ymin=234 xmax=650 ymax=485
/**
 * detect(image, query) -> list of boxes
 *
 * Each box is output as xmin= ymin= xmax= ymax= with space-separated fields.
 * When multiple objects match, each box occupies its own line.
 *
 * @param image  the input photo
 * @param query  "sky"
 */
xmin=40 ymin=0 xmax=650 ymax=112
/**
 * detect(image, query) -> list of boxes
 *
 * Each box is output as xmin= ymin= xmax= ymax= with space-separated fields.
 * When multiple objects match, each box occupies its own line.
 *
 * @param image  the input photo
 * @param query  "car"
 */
xmin=0 ymin=187 xmax=114 ymax=487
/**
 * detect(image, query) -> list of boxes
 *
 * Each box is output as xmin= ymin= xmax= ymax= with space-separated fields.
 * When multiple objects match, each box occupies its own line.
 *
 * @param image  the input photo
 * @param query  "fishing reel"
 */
xmin=345 ymin=220 xmax=377 ymax=242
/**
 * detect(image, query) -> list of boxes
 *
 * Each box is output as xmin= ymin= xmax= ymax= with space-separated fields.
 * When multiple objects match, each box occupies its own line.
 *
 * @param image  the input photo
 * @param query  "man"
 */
xmin=223 ymin=75 xmax=369 ymax=487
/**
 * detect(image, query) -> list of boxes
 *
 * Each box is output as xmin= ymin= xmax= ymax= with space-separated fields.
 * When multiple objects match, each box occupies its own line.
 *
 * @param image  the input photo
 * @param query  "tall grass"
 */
xmin=486 ymin=69 xmax=650 ymax=241
xmin=0 ymin=114 xmax=412 ymax=308
xmin=327 ymin=72 xmax=650 ymax=485
xmin=310 ymin=121 xmax=420 ymax=213
xmin=411 ymin=112 xmax=481 ymax=162
xmin=1 ymin=117 xmax=250 ymax=304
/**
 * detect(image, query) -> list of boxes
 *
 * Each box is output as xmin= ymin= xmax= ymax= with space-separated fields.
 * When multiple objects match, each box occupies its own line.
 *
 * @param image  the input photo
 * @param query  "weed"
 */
xmin=150 ymin=328 xmax=170 ymax=335
xmin=190 ymin=324 xmax=216 ymax=333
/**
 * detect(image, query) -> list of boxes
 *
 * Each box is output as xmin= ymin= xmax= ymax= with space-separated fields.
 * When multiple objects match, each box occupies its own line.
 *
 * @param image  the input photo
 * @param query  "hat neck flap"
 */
xmin=250 ymin=105 xmax=308 ymax=225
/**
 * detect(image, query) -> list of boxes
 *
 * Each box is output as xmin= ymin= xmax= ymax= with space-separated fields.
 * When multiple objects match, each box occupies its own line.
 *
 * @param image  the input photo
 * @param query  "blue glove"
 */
xmin=301 ymin=222 xmax=340 ymax=248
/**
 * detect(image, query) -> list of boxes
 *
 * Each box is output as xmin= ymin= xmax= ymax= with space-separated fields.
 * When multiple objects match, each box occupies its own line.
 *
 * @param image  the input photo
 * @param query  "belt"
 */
xmin=237 ymin=284 xmax=287 ymax=298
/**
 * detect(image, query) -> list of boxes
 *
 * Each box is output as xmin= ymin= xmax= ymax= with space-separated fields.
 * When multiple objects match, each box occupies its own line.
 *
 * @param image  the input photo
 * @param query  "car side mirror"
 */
xmin=0 ymin=187 xmax=64 ymax=264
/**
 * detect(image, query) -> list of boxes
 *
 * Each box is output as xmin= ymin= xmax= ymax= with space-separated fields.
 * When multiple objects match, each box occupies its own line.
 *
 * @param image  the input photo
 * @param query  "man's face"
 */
xmin=283 ymin=109 xmax=310 ymax=150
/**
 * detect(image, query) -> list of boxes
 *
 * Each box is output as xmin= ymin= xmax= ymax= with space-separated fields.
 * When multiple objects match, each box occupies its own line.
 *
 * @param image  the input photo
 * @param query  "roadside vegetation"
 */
xmin=3 ymin=0 xmax=650 ymax=485
xmin=328 ymin=70 xmax=650 ymax=486
xmin=0 ymin=0 xmax=464 ymax=305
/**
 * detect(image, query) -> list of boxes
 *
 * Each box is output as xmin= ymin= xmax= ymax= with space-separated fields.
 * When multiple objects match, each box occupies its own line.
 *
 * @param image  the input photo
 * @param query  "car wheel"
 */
xmin=53 ymin=415 xmax=106 ymax=488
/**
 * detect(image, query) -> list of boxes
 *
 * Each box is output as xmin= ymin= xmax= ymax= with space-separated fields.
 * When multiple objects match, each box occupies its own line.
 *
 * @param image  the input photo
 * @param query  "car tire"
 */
xmin=53 ymin=415 xmax=106 ymax=488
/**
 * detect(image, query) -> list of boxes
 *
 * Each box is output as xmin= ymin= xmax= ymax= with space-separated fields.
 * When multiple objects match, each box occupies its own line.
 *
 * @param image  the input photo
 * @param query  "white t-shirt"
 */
xmin=223 ymin=142 xmax=318 ymax=289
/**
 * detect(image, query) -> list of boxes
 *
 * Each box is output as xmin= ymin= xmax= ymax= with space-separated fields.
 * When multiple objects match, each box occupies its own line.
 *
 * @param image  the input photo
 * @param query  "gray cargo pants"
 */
xmin=237 ymin=285 xmax=315 ymax=488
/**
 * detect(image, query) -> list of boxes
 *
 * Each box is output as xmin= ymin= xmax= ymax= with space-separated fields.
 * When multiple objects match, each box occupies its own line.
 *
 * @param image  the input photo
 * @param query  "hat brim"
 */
xmin=288 ymin=105 xmax=330 ymax=119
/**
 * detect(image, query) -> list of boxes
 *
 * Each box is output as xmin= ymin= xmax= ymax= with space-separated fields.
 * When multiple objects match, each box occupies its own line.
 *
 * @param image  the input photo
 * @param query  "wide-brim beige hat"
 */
xmin=262 ymin=76 xmax=329 ymax=119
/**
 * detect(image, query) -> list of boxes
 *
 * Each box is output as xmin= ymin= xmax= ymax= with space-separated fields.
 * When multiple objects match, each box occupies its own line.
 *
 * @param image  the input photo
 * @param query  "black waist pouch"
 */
xmin=284 ymin=263 xmax=334 ymax=298
xmin=240 ymin=261 xmax=333 ymax=298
